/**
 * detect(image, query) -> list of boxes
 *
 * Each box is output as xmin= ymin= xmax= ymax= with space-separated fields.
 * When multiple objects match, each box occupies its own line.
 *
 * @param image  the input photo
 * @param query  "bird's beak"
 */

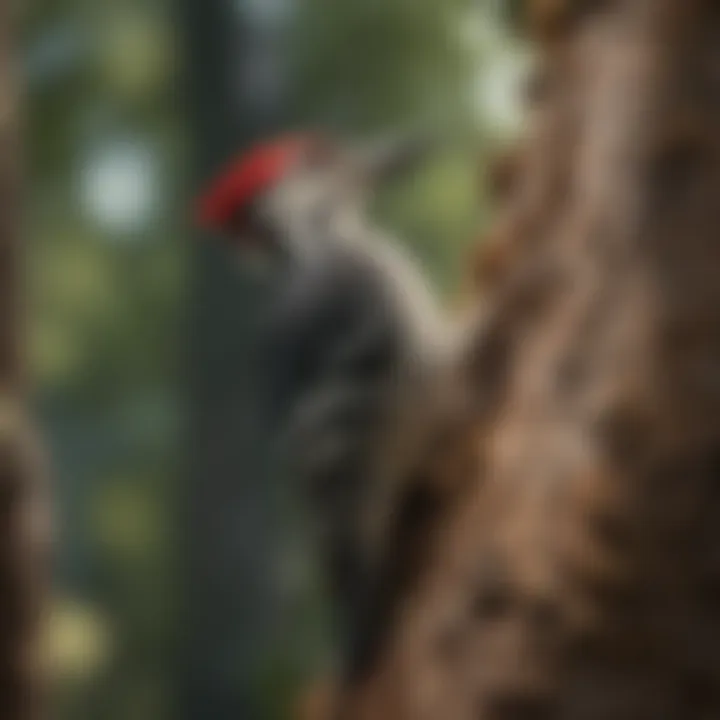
xmin=358 ymin=131 xmax=440 ymax=186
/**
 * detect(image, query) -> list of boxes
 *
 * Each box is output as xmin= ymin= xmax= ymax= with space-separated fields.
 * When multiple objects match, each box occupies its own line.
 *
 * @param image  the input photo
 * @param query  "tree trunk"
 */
xmin=179 ymin=2 xmax=289 ymax=718
xmin=0 ymin=4 xmax=46 ymax=720
xmin=339 ymin=1 xmax=720 ymax=718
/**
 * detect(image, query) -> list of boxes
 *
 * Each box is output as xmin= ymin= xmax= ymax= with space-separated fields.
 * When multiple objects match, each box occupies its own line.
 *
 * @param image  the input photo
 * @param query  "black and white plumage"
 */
xmin=200 ymin=133 xmax=463 ymax=681
xmin=260 ymin=199 xmax=458 ymax=682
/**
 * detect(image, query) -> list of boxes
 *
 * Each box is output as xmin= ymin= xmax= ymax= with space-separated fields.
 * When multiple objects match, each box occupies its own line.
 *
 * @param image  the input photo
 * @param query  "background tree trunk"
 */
xmin=179 ymin=1 xmax=291 ymax=718
xmin=0 ymin=4 xmax=46 ymax=720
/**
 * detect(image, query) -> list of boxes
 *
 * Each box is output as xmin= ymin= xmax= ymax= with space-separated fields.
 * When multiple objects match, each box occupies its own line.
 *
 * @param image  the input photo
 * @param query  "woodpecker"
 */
xmin=196 ymin=132 xmax=461 ymax=681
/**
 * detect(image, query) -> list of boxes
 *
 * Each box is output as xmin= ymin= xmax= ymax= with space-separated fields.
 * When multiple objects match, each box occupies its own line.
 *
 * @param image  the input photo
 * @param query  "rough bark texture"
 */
xmin=0 ymin=4 xmax=47 ymax=719
xmin=337 ymin=1 xmax=720 ymax=718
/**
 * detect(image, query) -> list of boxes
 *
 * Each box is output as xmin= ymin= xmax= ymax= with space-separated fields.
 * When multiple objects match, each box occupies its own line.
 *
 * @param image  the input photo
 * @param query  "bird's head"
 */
xmin=195 ymin=131 xmax=439 ymax=422
xmin=195 ymin=131 xmax=435 ymax=271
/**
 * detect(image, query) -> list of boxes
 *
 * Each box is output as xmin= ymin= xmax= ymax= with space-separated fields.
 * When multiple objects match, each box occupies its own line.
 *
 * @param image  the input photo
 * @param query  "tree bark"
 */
xmin=339 ymin=1 xmax=720 ymax=718
xmin=0 ymin=4 xmax=47 ymax=720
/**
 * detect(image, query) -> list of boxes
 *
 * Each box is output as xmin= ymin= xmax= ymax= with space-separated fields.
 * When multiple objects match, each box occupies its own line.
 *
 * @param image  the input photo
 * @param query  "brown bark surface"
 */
xmin=338 ymin=1 xmax=720 ymax=718
xmin=0 ymin=4 xmax=47 ymax=719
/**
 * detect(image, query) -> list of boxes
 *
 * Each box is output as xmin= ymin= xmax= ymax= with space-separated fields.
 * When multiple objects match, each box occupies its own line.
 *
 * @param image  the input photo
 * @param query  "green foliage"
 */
xmin=496 ymin=0 xmax=527 ymax=30
xmin=375 ymin=148 xmax=483 ymax=293
xmin=24 ymin=0 xmax=181 ymax=718
xmin=290 ymin=0 xmax=472 ymax=132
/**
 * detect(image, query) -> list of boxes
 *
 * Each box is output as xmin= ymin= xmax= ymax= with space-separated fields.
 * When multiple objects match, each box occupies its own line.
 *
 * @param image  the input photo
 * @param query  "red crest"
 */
xmin=196 ymin=135 xmax=314 ymax=231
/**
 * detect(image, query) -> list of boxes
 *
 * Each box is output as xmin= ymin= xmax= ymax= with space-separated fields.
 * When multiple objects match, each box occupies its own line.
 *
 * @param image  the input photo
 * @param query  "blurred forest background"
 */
xmin=20 ymin=1 xmax=527 ymax=718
